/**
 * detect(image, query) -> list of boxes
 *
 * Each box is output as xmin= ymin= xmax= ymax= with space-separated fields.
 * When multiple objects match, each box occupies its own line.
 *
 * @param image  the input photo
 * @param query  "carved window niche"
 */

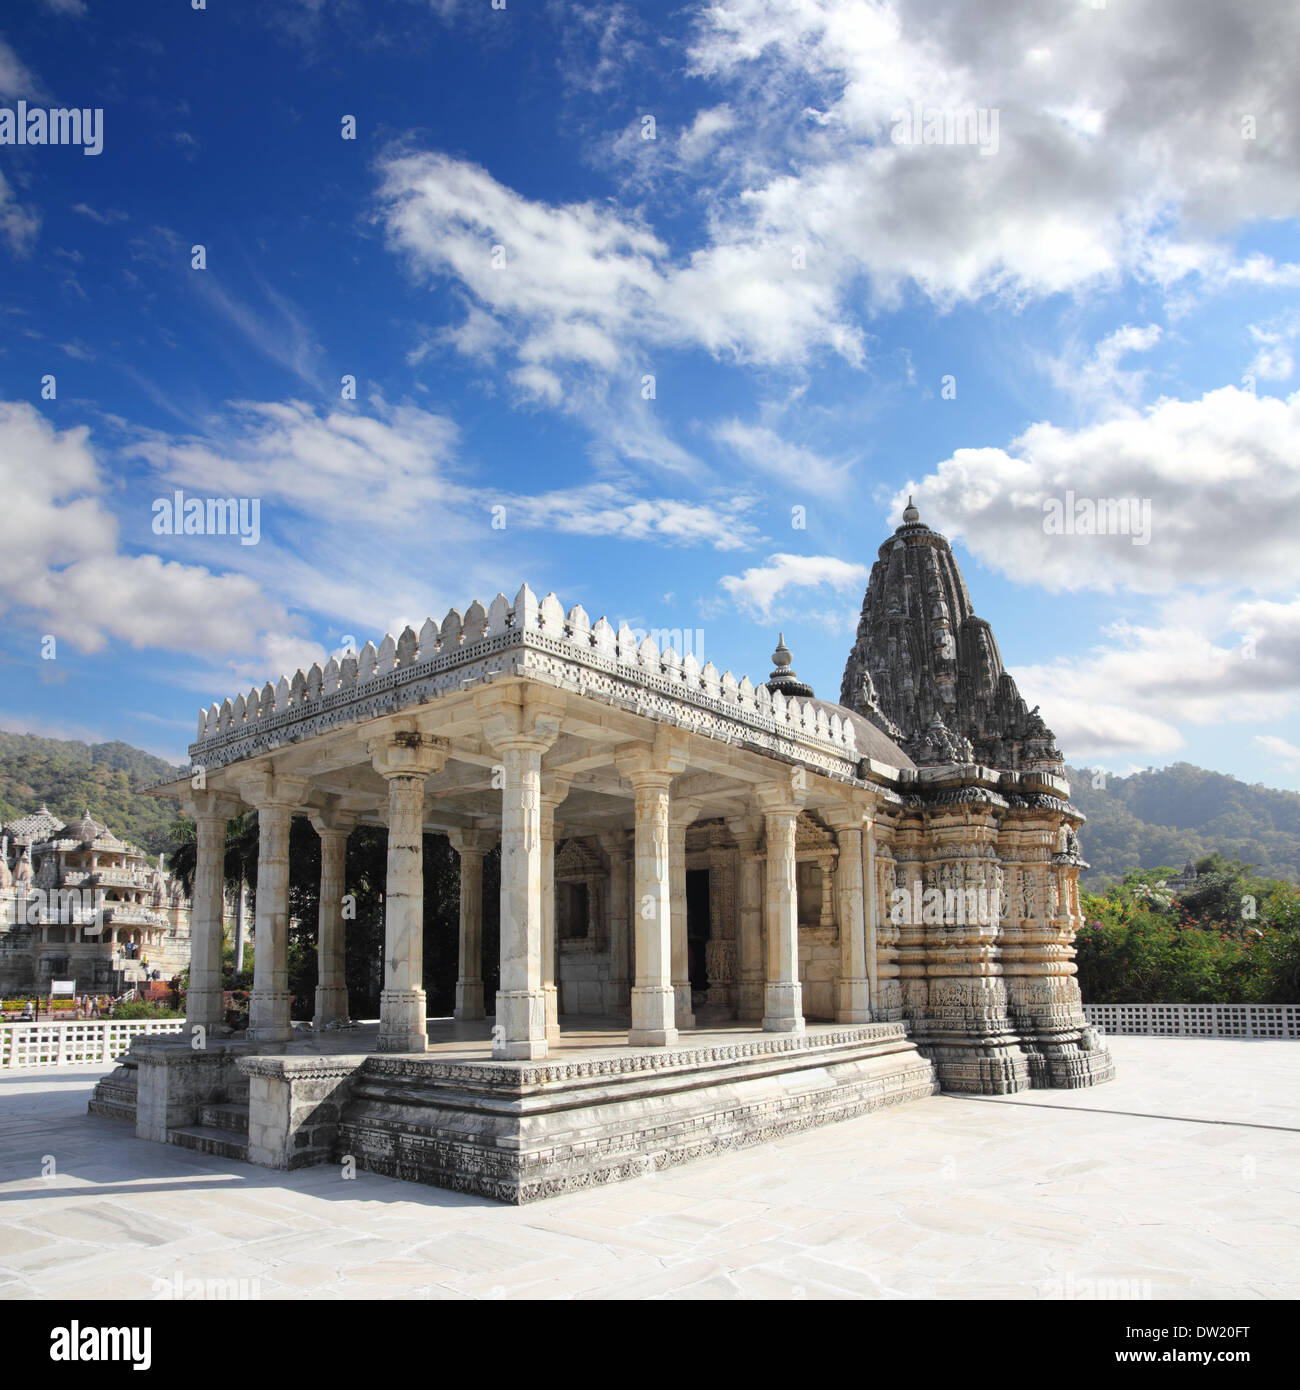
xmin=555 ymin=837 xmax=606 ymax=955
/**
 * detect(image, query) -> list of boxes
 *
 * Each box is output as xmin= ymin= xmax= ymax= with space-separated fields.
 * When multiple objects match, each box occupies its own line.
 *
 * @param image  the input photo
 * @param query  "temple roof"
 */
xmin=839 ymin=499 xmax=1064 ymax=773
xmin=3 ymin=804 xmax=63 ymax=845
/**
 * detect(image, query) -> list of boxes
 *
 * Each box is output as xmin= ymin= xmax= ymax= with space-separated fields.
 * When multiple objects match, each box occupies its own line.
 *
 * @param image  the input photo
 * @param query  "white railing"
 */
xmin=0 ymin=1018 xmax=185 ymax=1068
xmin=1083 ymin=1003 xmax=1300 ymax=1039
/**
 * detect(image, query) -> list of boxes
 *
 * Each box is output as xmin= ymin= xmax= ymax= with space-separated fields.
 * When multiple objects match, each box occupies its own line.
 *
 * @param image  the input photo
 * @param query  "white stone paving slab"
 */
xmin=0 ymin=1038 xmax=1296 ymax=1300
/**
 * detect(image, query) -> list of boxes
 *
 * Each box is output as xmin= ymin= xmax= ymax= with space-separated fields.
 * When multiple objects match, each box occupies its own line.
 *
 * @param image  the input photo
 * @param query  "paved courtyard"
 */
xmin=1 ymin=1035 xmax=1296 ymax=1300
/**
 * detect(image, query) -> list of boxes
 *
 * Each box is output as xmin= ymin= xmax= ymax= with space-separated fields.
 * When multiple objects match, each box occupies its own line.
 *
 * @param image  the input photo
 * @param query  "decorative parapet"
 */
xmin=188 ymin=583 xmax=862 ymax=779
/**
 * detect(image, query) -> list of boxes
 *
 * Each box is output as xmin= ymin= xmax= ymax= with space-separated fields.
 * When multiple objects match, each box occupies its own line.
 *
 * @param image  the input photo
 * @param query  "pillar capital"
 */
xmin=367 ymin=731 xmax=449 ymax=780
xmin=668 ymin=798 xmax=702 ymax=832
xmin=308 ymin=805 xmax=358 ymax=839
xmin=179 ymin=788 xmax=240 ymax=823
xmin=822 ymin=803 xmax=868 ymax=835
xmin=447 ymin=826 xmax=492 ymax=857
xmin=615 ymin=727 xmax=690 ymax=784
xmin=237 ymin=768 xmax=311 ymax=812
xmin=539 ymin=770 xmax=573 ymax=811
xmin=754 ymin=766 xmax=808 ymax=819
xmin=725 ymin=814 xmax=764 ymax=853
xmin=475 ymin=685 xmax=565 ymax=755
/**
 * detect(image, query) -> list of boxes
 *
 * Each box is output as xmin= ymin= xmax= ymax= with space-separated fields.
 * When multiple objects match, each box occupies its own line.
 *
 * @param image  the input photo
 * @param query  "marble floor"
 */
xmin=1 ymin=1035 xmax=1296 ymax=1300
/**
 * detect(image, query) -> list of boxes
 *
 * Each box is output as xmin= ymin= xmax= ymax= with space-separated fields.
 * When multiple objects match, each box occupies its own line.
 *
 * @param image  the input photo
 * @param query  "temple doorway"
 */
xmin=686 ymin=868 xmax=711 ymax=995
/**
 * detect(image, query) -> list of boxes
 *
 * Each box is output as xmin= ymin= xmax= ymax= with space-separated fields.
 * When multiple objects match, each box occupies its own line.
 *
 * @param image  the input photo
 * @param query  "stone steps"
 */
xmin=168 ymin=1124 xmax=249 ymax=1162
xmin=199 ymin=1102 xmax=250 ymax=1135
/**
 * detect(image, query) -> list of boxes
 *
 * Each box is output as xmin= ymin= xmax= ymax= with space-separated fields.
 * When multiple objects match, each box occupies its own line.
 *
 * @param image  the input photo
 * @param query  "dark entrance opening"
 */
xmin=686 ymin=868 xmax=711 ymax=995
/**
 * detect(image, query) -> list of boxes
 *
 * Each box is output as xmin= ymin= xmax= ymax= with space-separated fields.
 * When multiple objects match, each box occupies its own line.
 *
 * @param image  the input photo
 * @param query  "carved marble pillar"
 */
xmin=726 ymin=816 xmax=764 ymax=1022
xmin=369 ymin=734 xmax=448 ymax=1053
xmin=539 ymin=774 xmax=571 ymax=1042
xmin=494 ymin=740 xmax=549 ymax=1059
xmin=598 ymin=831 xmax=632 ymax=1012
xmin=310 ymin=808 xmax=355 ymax=1029
xmin=240 ymin=772 xmax=309 ymax=1045
xmin=477 ymin=687 xmax=563 ymax=1061
xmin=629 ymin=774 xmax=676 ymax=1045
xmin=448 ymin=829 xmax=488 ymax=1021
xmin=863 ymin=822 xmax=880 ymax=1015
xmin=668 ymin=801 xmax=700 ymax=1029
xmin=182 ymin=792 xmax=234 ymax=1036
xmin=827 ymin=809 xmax=870 ymax=1023
xmin=757 ymin=778 xmax=805 ymax=1034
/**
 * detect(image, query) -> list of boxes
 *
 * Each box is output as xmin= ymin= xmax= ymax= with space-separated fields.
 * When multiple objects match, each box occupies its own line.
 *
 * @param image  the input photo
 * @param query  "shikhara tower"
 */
xmin=841 ymin=497 xmax=1063 ymax=772
xmin=840 ymin=498 xmax=1109 ymax=1092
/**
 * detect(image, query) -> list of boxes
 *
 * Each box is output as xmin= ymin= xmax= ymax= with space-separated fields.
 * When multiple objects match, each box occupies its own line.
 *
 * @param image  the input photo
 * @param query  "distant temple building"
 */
xmin=0 ymin=807 xmax=191 ymax=996
xmin=92 ymin=498 xmax=1113 ymax=1204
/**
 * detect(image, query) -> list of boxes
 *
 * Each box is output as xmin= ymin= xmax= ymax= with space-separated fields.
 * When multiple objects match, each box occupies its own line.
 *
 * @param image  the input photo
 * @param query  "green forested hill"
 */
xmin=0 ymin=732 xmax=184 ymax=857
xmin=1067 ymin=762 xmax=1300 ymax=888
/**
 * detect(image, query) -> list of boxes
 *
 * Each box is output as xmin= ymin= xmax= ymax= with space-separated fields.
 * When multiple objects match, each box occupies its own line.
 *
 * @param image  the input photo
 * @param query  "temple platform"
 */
xmin=90 ymin=1016 xmax=939 ymax=1203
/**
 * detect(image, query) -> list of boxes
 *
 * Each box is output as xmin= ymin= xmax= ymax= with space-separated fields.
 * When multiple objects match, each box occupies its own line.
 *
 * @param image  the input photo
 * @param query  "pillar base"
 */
xmin=494 ymin=989 xmax=548 ymax=1060
xmin=837 ymin=978 xmax=872 ymax=1025
xmin=378 ymin=988 xmax=428 ymax=1054
xmin=762 ymin=981 xmax=805 ymax=1034
xmin=248 ymin=990 xmax=293 ymax=1044
xmin=313 ymin=984 xmax=350 ymax=1029
xmin=630 ymin=985 xmax=676 ymax=1042
xmin=454 ymin=980 xmax=485 ymax=1021
xmin=673 ymin=983 xmax=695 ymax=1030
xmin=185 ymin=987 xmax=224 ymax=1034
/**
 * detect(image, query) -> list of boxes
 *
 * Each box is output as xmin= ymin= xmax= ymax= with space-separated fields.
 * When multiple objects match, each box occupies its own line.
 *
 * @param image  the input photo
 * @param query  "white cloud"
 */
xmin=712 ymin=419 xmax=852 ymax=496
xmin=1246 ymin=313 xmax=1299 ymax=383
xmin=1254 ymin=734 xmax=1300 ymax=773
xmin=499 ymin=483 xmax=760 ymax=552
xmin=0 ymin=37 xmax=40 ymax=100
xmin=899 ymin=386 xmax=1300 ymax=594
xmin=376 ymin=149 xmax=866 ymax=394
xmin=1047 ymin=323 xmax=1163 ymax=410
xmin=718 ymin=551 xmax=869 ymax=624
xmin=0 ymin=171 xmax=40 ymax=256
xmin=0 ymin=402 xmax=298 ymax=661
xmin=679 ymin=0 xmax=1300 ymax=309
xmin=1014 ymin=595 xmax=1300 ymax=760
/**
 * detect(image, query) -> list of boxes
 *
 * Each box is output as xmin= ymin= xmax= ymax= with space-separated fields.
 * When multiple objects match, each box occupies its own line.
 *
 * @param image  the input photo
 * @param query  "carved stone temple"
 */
xmin=91 ymin=499 xmax=1113 ymax=1203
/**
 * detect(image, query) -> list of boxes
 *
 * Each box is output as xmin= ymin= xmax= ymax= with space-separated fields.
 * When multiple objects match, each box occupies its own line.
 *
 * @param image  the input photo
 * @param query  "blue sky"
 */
xmin=2 ymin=0 xmax=1300 ymax=794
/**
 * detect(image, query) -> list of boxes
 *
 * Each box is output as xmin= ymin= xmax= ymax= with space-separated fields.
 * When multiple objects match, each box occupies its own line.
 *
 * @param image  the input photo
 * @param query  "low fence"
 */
xmin=1083 ymin=1003 xmax=1300 ymax=1039
xmin=1 ymin=1018 xmax=185 ymax=1068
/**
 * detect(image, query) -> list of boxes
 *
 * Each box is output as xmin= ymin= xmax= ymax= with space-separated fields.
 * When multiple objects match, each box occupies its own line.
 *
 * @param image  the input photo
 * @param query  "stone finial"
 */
xmin=764 ymin=632 xmax=815 ymax=699
xmin=903 ymin=494 xmax=920 ymax=524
